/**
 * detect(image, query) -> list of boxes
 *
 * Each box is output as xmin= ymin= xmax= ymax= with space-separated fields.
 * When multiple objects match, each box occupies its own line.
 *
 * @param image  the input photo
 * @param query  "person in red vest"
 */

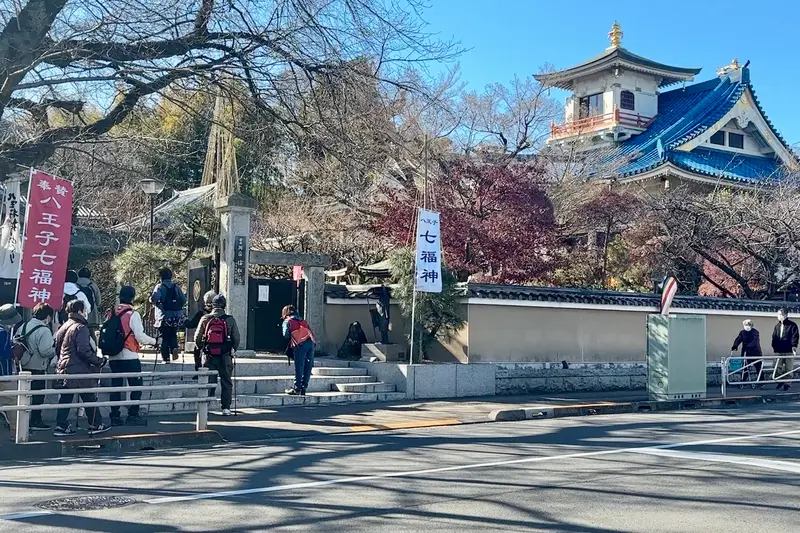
xmin=108 ymin=286 xmax=157 ymax=426
xmin=282 ymin=305 xmax=316 ymax=396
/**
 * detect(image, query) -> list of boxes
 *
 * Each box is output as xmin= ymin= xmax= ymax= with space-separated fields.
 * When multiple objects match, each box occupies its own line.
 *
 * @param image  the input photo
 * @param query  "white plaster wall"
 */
xmin=564 ymin=68 xmax=660 ymax=122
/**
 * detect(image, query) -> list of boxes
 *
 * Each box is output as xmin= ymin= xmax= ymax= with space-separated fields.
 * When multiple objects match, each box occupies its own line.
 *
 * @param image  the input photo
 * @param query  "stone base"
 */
xmin=361 ymin=343 xmax=406 ymax=362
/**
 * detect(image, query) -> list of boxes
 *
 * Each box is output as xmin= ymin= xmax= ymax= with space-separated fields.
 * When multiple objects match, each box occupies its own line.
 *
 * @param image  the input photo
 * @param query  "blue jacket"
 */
xmin=151 ymin=279 xmax=186 ymax=327
xmin=0 ymin=328 xmax=13 ymax=376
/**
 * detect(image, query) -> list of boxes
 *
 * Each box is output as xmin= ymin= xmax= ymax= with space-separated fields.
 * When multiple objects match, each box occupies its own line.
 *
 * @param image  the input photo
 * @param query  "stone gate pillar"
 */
xmin=215 ymin=193 xmax=257 ymax=349
xmin=305 ymin=266 xmax=325 ymax=354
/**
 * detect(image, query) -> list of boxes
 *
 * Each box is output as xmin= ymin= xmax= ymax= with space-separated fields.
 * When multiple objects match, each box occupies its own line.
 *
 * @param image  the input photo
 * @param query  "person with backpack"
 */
xmin=281 ymin=305 xmax=317 ymax=396
xmin=53 ymin=299 xmax=110 ymax=436
xmin=0 ymin=304 xmax=22 ymax=435
xmin=61 ymin=270 xmax=91 ymax=327
xmin=100 ymin=285 xmax=156 ymax=426
xmin=194 ymin=295 xmax=240 ymax=416
xmin=150 ymin=267 xmax=186 ymax=363
xmin=76 ymin=267 xmax=102 ymax=328
xmin=14 ymin=303 xmax=56 ymax=431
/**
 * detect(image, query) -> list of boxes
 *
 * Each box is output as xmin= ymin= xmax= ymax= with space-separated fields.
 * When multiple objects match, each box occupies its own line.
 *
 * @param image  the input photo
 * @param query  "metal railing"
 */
xmin=0 ymin=369 xmax=218 ymax=444
xmin=550 ymin=109 xmax=655 ymax=138
xmin=721 ymin=355 xmax=798 ymax=397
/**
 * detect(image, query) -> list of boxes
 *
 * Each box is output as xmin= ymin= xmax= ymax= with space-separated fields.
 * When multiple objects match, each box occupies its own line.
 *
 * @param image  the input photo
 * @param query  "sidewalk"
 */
xmin=3 ymin=386 xmax=798 ymax=460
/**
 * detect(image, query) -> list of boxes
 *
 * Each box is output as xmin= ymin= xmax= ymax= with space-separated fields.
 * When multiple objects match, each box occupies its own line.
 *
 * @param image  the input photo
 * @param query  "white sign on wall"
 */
xmin=414 ymin=208 xmax=442 ymax=293
xmin=258 ymin=285 xmax=270 ymax=302
xmin=0 ymin=179 xmax=22 ymax=280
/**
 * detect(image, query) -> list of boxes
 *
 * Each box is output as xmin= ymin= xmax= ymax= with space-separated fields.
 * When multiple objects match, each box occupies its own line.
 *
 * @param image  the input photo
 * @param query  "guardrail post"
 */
xmin=721 ymin=358 xmax=727 ymax=398
xmin=196 ymin=373 xmax=208 ymax=431
xmin=15 ymin=371 xmax=32 ymax=444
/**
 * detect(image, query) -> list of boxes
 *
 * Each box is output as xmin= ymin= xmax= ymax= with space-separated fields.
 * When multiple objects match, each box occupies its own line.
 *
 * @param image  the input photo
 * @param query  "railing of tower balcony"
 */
xmin=551 ymin=109 xmax=654 ymax=138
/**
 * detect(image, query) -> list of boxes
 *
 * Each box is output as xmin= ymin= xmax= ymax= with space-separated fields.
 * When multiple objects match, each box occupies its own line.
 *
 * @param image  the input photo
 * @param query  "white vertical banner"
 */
xmin=414 ymin=208 xmax=442 ymax=293
xmin=0 ymin=179 xmax=22 ymax=279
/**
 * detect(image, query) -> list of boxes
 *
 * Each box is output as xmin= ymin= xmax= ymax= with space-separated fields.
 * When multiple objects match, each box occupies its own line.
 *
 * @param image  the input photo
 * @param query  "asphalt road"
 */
xmin=1 ymin=405 xmax=799 ymax=532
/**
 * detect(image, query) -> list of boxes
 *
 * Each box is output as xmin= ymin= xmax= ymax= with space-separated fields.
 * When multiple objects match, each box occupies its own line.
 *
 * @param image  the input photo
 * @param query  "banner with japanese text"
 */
xmin=414 ymin=208 xmax=442 ymax=293
xmin=0 ymin=179 xmax=22 ymax=279
xmin=16 ymin=169 xmax=74 ymax=308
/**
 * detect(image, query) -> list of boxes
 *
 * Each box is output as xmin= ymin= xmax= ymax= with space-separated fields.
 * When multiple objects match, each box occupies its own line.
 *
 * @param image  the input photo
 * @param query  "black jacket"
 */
xmin=732 ymin=328 xmax=762 ymax=356
xmin=771 ymin=319 xmax=799 ymax=354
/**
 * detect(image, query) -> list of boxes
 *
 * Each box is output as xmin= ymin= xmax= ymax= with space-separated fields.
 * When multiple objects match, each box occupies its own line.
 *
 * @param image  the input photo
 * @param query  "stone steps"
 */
xmin=311 ymin=367 xmax=368 ymax=377
xmin=333 ymin=382 xmax=397 ymax=393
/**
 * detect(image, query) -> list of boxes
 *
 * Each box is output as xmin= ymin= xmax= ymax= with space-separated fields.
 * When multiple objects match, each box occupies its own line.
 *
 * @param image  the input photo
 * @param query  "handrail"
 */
xmin=721 ymin=355 xmax=798 ymax=397
xmin=551 ymin=109 xmax=655 ymax=138
xmin=0 ymin=370 xmax=216 ymax=382
xmin=1 ymin=370 xmax=218 ymax=444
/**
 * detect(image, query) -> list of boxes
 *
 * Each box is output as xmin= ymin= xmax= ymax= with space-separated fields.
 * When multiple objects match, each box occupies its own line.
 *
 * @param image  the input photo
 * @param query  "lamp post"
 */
xmin=138 ymin=178 xmax=166 ymax=243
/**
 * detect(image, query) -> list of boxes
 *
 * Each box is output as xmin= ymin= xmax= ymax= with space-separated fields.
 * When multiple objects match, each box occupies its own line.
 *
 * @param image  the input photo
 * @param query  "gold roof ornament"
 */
xmin=608 ymin=22 xmax=623 ymax=49
xmin=717 ymin=58 xmax=741 ymax=76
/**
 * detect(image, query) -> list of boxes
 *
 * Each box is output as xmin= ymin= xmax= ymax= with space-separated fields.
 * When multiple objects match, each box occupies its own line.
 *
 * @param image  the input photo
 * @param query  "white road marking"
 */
xmin=0 ymin=511 xmax=53 ymax=521
xmin=144 ymin=429 xmax=800 ymax=504
xmin=633 ymin=448 xmax=800 ymax=474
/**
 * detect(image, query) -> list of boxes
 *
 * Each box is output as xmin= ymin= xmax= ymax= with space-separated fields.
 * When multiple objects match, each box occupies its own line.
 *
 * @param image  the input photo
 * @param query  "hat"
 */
xmin=203 ymin=291 xmax=217 ymax=306
xmin=212 ymin=294 xmax=227 ymax=309
xmin=0 ymin=304 xmax=22 ymax=327
xmin=119 ymin=285 xmax=136 ymax=303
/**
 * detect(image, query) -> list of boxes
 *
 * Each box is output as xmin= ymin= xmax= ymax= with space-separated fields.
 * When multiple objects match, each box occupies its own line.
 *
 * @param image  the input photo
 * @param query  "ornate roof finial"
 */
xmin=716 ymin=58 xmax=741 ymax=77
xmin=608 ymin=21 xmax=623 ymax=49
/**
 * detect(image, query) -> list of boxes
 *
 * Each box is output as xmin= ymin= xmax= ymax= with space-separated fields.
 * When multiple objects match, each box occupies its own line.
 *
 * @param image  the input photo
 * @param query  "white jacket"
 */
xmin=63 ymin=282 xmax=91 ymax=316
xmin=112 ymin=308 xmax=157 ymax=361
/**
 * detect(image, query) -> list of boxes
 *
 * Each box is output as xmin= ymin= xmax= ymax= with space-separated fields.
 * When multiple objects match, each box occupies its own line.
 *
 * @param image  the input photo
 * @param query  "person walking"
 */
xmin=150 ymin=267 xmax=186 ymax=363
xmin=282 ymin=305 xmax=316 ymax=396
xmin=184 ymin=291 xmax=216 ymax=374
xmin=771 ymin=308 xmax=798 ymax=391
xmin=0 ymin=304 xmax=22 ymax=435
xmin=53 ymin=300 xmax=110 ymax=436
xmin=103 ymin=286 xmax=157 ymax=426
xmin=731 ymin=319 xmax=763 ymax=384
xmin=61 ymin=270 xmax=92 ymax=326
xmin=194 ymin=295 xmax=239 ymax=416
xmin=15 ymin=303 xmax=56 ymax=431
xmin=76 ymin=267 xmax=102 ymax=328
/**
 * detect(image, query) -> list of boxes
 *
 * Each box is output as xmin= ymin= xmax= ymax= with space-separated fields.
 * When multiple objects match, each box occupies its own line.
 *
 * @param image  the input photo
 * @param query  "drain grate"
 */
xmin=36 ymin=495 xmax=136 ymax=512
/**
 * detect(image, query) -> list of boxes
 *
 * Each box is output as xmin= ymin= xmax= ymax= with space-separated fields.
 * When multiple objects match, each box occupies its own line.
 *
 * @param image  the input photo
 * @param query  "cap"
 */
xmin=0 ymin=304 xmax=22 ymax=326
xmin=212 ymin=294 xmax=227 ymax=309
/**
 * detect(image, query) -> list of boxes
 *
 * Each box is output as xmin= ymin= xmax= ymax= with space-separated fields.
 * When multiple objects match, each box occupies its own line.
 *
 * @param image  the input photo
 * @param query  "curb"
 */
xmin=2 ymin=430 xmax=223 ymax=461
xmin=488 ymin=392 xmax=800 ymax=422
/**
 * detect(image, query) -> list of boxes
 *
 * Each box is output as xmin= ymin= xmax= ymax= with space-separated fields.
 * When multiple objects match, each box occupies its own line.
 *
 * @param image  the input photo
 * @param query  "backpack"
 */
xmin=78 ymin=283 xmax=95 ymax=311
xmin=59 ymin=290 xmax=79 ymax=323
xmin=162 ymin=284 xmax=183 ymax=312
xmin=98 ymin=309 xmax=133 ymax=357
xmin=11 ymin=323 xmax=45 ymax=363
xmin=288 ymin=318 xmax=316 ymax=348
xmin=202 ymin=316 xmax=231 ymax=357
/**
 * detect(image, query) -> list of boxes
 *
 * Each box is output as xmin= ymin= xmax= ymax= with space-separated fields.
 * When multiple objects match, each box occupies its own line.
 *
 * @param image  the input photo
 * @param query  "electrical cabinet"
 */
xmin=646 ymin=314 xmax=707 ymax=401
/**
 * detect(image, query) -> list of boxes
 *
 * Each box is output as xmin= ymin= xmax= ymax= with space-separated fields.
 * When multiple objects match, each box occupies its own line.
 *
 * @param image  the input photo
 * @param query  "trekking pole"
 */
xmin=232 ymin=350 xmax=238 ymax=416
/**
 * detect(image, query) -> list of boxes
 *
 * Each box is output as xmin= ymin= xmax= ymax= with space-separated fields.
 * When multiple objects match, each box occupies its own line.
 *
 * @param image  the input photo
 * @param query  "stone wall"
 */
xmin=495 ymin=362 xmax=724 ymax=395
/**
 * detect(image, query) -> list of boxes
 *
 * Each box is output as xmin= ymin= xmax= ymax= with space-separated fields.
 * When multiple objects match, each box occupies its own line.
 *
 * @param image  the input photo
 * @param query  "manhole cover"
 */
xmin=36 ymin=495 xmax=136 ymax=512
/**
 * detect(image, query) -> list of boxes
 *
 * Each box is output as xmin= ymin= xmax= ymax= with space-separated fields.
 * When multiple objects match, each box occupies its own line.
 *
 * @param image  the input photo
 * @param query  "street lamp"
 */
xmin=138 ymin=178 xmax=166 ymax=243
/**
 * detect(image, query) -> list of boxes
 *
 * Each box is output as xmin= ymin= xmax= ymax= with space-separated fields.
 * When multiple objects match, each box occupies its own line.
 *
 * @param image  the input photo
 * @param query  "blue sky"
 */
xmin=423 ymin=0 xmax=800 ymax=145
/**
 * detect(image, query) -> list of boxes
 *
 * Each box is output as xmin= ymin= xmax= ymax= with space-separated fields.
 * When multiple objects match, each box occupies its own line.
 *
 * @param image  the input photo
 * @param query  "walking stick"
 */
xmin=232 ymin=349 xmax=238 ymax=416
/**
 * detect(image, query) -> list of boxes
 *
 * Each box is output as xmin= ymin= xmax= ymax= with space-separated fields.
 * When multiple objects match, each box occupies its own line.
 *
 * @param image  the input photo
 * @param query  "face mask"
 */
xmin=744 ymin=325 xmax=752 ymax=332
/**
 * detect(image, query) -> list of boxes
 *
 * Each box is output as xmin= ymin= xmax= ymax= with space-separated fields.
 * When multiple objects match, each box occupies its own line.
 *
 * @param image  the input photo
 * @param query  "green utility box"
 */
xmin=646 ymin=314 xmax=707 ymax=401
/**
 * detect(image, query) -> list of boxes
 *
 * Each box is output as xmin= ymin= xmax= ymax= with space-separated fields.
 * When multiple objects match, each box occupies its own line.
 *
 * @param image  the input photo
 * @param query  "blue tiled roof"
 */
xmin=611 ymin=67 xmax=789 ymax=183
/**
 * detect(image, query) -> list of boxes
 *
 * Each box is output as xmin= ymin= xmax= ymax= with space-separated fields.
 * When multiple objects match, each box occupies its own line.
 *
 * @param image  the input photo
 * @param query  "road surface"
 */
xmin=1 ymin=405 xmax=799 ymax=532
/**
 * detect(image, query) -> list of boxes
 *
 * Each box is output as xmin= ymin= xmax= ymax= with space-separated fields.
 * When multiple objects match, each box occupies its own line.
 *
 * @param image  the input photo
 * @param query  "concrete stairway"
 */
xmin=139 ymin=356 xmax=404 ymax=413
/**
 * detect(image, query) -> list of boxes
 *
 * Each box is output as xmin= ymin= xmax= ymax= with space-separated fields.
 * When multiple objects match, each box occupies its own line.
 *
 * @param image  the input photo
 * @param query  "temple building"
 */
xmin=536 ymin=23 xmax=797 ymax=189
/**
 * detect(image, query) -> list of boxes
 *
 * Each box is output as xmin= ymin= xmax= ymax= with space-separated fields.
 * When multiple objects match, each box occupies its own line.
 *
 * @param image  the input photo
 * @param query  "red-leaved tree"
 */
xmin=374 ymin=158 xmax=557 ymax=283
